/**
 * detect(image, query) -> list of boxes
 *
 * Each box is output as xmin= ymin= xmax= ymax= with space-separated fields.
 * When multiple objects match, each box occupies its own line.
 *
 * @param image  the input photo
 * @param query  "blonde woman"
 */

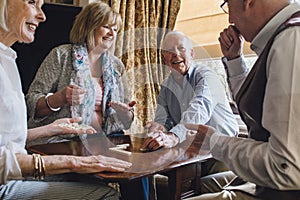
xmin=25 ymin=2 xmax=148 ymax=199
xmin=26 ymin=1 xmax=135 ymax=145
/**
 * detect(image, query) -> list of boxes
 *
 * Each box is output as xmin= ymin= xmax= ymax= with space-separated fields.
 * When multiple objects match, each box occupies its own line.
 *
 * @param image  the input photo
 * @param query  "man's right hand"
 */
xmin=218 ymin=25 xmax=244 ymax=60
xmin=142 ymin=131 xmax=179 ymax=151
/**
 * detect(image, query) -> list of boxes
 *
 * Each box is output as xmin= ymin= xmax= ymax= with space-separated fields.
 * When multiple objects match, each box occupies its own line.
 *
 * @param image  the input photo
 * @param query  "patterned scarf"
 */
xmin=71 ymin=44 xmax=124 ymax=134
xmin=71 ymin=44 xmax=95 ymax=125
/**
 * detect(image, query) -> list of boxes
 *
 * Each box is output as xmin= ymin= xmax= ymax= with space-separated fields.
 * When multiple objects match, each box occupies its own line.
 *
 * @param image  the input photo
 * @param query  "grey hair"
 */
xmin=0 ymin=0 xmax=8 ymax=31
xmin=162 ymin=30 xmax=193 ymax=49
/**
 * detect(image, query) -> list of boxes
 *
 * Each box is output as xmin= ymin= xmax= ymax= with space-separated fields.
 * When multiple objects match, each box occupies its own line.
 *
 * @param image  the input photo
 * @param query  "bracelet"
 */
xmin=32 ymin=154 xmax=45 ymax=180
xmin=45 ymin=93 xmax=61 ymax=112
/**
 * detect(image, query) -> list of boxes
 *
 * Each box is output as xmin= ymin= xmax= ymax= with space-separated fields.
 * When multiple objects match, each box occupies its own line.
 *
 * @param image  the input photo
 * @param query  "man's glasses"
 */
xmin=220 ymin=0 xmax=228 ymax=14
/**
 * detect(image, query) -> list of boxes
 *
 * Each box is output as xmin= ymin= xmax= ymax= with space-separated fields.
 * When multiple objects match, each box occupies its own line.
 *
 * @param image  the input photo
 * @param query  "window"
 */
xmin=174 ymin=0 xmax=254 ymax=59
xmin=174 ymin=0 xmax=259 ymax=101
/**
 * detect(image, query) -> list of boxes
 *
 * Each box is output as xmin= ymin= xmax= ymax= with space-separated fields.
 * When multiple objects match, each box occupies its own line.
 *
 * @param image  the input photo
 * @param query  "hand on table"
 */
xmin=218 ymin=25 xmax=244 ymax=60
xmin=142 ymin=131 xmax=179 ymax=151
xmin=72 ymin=155 xmax=132 ymax=173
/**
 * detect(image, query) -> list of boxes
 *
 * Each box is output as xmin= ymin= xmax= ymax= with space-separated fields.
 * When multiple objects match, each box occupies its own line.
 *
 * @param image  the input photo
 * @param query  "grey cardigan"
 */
xmin=26 ymin=44 xmax=130 ymax=145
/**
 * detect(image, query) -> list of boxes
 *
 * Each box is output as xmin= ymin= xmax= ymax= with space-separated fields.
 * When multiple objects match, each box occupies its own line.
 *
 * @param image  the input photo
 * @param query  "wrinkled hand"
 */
xmin=73 ymin=155 xmax=132 ymax=173
xmin=47 ymin=117 xmax=96 ymax=137
xmin=109 ymin=100 xmax=136 ymax=121
xmin=60 ymin=84 xmax=87 ymax=106
xmin=218 ymin=25 xmax=244 ymax=60
xmin=145 ymin=121 xmax=166 ymax=133
xmin=142 ymin=131 xmax=179 ymax=151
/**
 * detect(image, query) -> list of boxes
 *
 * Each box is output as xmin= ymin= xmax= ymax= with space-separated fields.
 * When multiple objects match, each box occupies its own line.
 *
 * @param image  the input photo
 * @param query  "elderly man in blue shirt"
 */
xmin=143 ymin=31 xmax=239 ymax=198
xmin=143 ymin=30 xmax=238 ymax=158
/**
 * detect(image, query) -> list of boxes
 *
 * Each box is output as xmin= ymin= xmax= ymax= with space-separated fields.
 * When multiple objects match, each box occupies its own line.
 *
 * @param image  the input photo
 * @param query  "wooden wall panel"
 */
xmin=175 ymin=0 xmax=254 ymax=58
xmin=175 ymin=14 xmax=228 ymax=45
xmin=177 ymin=0 xmax=223 ymax=20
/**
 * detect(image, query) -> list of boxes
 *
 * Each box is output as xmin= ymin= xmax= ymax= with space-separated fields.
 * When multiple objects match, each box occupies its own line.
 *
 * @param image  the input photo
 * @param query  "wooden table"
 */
xmin=27 ymin=132 xmax=212 ymax=200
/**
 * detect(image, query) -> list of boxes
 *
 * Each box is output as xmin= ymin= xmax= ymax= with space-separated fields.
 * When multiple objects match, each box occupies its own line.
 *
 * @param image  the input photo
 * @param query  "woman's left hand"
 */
xmin=109 ymin=100 xmax=136 ymax=121
xmin=47 ymin=117 xmax=97 ymax=136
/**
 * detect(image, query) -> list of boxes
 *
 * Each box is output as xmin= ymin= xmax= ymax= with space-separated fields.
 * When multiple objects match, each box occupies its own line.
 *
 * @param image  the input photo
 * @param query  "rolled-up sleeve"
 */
xmin=0 ymin=146 xmax=23 ymax=184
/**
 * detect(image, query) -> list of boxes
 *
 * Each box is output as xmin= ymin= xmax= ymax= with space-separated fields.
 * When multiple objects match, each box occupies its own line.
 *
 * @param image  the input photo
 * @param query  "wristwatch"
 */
xmin=45 ymin=93 xmax=61 ymax=112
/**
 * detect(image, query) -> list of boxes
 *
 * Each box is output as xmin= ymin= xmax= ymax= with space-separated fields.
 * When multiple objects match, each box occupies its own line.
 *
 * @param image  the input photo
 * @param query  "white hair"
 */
xmin=163 ymin=30 xmax=193 ymax=49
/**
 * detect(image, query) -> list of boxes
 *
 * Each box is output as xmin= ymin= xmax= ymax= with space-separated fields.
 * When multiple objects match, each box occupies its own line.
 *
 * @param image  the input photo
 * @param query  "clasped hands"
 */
xmin=142 ymin=122 xmax=216 ymax=151
xmin=218 ymin=25 xmax=244 ymax=60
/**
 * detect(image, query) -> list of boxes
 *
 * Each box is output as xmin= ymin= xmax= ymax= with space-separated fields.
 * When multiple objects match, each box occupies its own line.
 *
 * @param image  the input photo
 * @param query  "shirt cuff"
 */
xmin=222 ymin=55 xmax=248 ymax=77
xmin=169 ymin=124 xmax=187 ymax=143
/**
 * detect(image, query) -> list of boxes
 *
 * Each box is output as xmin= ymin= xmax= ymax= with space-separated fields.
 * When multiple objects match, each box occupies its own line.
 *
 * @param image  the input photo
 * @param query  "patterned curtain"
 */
xmin=103 ymin=0 xmax=181 ymax=133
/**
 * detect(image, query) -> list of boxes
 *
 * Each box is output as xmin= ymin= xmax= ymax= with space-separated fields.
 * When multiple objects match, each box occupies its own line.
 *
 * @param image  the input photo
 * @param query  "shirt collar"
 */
xmin=185 ymin=62 xmax=196 ymax=80
xmin=170 ymin=62 xmax=195 ymax=82
xmin=251 ymin=3 xmax=300 ymax=55
xmin=0 ymin=42 xmax=17 ymax=59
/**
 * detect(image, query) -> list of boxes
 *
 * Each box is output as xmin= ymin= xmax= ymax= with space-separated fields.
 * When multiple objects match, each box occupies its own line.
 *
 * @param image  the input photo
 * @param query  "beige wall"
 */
xmin=174 ymin=0 xmax=254 ymax=58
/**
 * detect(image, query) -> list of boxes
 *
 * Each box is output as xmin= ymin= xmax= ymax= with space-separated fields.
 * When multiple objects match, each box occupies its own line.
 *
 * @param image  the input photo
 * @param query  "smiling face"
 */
xmin=94 ymin=24 xmax=118 ymax=51
xmin=5 ymin=0 xmax=46 ymax=46
xmin=162 ymin=32 xmax=194 ymax=76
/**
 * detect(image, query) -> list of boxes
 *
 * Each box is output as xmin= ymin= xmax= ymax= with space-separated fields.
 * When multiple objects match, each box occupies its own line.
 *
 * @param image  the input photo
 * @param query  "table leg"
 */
xmin=166 ymin=162 xmax=202 ymax=200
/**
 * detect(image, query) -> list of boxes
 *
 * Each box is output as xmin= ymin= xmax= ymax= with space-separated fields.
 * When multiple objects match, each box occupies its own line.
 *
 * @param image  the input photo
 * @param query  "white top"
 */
xmin=211 ymin=3 xmax=300 ymax=190
xmin=0 ymin=42 xmax=27 ymax=184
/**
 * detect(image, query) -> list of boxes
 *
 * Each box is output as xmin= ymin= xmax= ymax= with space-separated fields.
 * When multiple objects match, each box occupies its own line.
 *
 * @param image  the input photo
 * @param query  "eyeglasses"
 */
xmin=220 ymin=0 xmax=228 ymax=14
